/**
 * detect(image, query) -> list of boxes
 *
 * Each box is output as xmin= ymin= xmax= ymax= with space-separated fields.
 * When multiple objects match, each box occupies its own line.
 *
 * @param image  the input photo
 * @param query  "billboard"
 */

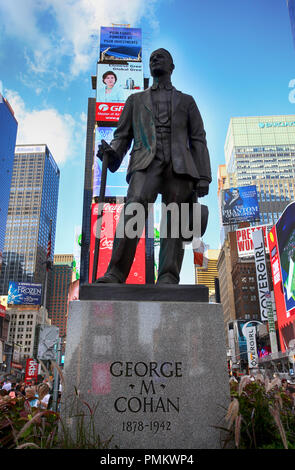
xmin=268 ymin=203 xmax=295 ymax=352
xmin=37 ymin=325 xmax=59 ymax=361
xmin=25 ymin=358 xmax=38 ymax=384
xmin=89 ymin=200 xmax=146 ymax=284
xmin=96 ymin=62 xmax=143 ymax=122
xmin=7 ymin=281 xmax=42 ymax=305
xmin=252 ymin=229 xmax=271 ymax=322
xmin=236 ymin=224 xmax=270 ymax=258
xmin=100 ymin=26 xmax=142 ymax=61
xmin=275 ymin=202 xmax=295 ymax=314
xmin=221 ymin=185 xmax=260 ymax=225
xmin=93 ymin=127 xmax=130 ymax=198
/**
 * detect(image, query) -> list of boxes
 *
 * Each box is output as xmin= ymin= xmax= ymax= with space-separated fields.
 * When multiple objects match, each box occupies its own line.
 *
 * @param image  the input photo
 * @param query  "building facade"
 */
xmin=195 ymin=249 xmax=220 ymax=301
xmin=0 ymin=93 xmax=18 ymax=256
xmin=217 ymin=233 xmax=236 ymax=341
xmin=47 ymin=254 xmax=74 ymax=338
xmin=224 ymin=115 xmax=295 ymax=227
xmin=0 ymin=144 xmax=60 ymax=300
xmin=7 ymin=305 xmax=50 ymax=360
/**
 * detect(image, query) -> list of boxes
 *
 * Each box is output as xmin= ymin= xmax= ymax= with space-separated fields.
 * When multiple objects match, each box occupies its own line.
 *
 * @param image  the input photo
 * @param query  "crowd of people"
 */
xmin=0 ymin=377 xmax=53 ymax=410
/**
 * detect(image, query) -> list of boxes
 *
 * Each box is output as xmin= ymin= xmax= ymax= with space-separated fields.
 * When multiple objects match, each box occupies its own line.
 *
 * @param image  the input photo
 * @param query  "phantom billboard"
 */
xmin=221 ymin=185 xmax=260 ymax=225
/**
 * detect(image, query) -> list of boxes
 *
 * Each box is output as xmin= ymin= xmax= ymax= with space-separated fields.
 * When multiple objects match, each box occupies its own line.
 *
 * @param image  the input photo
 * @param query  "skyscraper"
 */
xmin=195 ymin=249 xmax=220 ymax=301
xmin=224 ymin=115 xmax=295 ymax=227
xmin=0 ymin=93 xmax=18 ymax=256
xmin=287 ymin=0 xmax=295 ymax=49
xmin=0 ymin=144 xmax=60 ymax=300
xmin=47 ymin=254 xmax=74 ymax=338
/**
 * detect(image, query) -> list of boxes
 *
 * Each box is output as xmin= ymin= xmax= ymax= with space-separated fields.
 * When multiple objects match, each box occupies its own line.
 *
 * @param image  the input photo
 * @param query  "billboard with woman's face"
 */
xmin=96 ymin=62 xmax=143 ymax=122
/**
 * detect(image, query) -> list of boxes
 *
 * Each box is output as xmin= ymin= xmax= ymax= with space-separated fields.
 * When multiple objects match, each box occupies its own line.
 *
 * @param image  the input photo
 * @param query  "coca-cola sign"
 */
xmin=89 ymin=201 xmax=145 ymax=284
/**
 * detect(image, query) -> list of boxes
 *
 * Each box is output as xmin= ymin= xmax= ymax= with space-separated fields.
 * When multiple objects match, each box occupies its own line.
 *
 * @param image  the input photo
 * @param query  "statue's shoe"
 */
xmin=95 ymin=273 xmax=122 ymax=283
xmin=156 ymin=276 xmax=178 ymax=284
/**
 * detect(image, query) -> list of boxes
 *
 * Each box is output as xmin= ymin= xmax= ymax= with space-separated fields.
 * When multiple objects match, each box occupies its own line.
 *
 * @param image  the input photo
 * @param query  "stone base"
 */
xmin=79 ymin=283 xmax=209 ymax=302
xmin=62 ymin=296 xmax=230 ymax=449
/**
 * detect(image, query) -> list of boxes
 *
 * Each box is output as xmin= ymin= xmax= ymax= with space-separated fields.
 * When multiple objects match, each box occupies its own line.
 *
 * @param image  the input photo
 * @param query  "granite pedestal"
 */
xmin=61 ymin=285 xmax=230 ymax=449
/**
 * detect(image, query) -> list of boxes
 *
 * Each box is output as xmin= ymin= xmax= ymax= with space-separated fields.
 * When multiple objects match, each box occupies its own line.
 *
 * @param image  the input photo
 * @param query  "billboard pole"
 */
xmin=43 ymin=219 xmax=52 ymax=324
xmin=92 ymin=142 xmax=109 ymax=283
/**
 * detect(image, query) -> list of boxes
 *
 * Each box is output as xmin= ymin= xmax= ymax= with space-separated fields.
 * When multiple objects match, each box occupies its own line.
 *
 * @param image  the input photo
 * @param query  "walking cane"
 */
xmin=92 ymin=140 xmax=109 ymax=283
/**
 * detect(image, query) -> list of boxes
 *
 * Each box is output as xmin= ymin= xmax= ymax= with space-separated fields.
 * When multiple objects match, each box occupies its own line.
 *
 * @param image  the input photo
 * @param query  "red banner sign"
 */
xmin=236 ymin=224 xmax=270 ymax=257
xmin=0 ymin=304 xmax=6 ymax=318
xmin=89 ymin=202 xmax=145 ymax=284
xmin=25 ymin=358 xmax=38 ymax=383
xmin=96 ymin=102 xmax=125 ymax=122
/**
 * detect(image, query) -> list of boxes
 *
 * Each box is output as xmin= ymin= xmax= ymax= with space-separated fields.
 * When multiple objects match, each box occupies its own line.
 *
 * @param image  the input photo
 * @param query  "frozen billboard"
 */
xmin=99 ymin=26 xmax=142 ymax=62
xmin=221 ymin=185 xmax=260 ymax=225
xmin=96 ymin=62 xmax=143 ymax=122
xmin=7 ymin=281 xmax=42 ymax=305
xmin=93 ymin=127 xmax=129 ymax=198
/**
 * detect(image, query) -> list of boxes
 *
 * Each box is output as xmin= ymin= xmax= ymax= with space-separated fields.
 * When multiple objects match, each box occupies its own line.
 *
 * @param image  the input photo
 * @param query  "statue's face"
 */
xmin=149 ymin=49 xmax=173 ymax=77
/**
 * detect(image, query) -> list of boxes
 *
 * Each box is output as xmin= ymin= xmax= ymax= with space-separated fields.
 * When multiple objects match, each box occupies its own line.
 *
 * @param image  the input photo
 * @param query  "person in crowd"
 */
xmin=2 ymin=379 xmax=12 ymax=392
xmin=25 ymin=387 xmax=38 ymax=408
xmin=15 ymin=382 xmax=26 ymax=398
xmin=36 ymin=383 xmax=51 ymax=409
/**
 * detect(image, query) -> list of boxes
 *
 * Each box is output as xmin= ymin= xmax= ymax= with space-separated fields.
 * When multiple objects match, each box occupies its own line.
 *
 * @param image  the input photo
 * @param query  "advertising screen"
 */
xmin=7 ymin=281 xmax=42 ymax=305
xmin=89 ymin=200 xmax=146 ymax=284
xmin=275 ymin=202 xmax=295 ymax=314
xmin=100 ymin=26 xmax=142 ymax=61
xmin=25 ymin=358 xmax=38 ymax=384
xmin=93 ymin=127 xmax=129 ymax=198
xmin=236 ymin=224 xmax=270 ymax=258
xmin=221 ymin=185 xmax=260 ymax=225
xmin=96 ymin=62 xmax=143 ymax=122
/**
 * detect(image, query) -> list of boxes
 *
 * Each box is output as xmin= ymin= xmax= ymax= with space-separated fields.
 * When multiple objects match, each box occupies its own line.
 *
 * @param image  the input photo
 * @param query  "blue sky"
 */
xmin=0 ymin=0 xmax=295 ymax=284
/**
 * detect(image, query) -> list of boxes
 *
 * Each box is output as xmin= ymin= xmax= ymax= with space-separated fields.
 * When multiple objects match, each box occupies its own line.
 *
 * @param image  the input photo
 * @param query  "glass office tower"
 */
xmin=0 ymin=144 xmax=60 ymax=297
xmin=287 ymin=0 xmax=295 ymax=49
xmin=0 ymin=94 xmax=18 ymax=255
xmin=224 ymin=115 xmax=295 ymax=227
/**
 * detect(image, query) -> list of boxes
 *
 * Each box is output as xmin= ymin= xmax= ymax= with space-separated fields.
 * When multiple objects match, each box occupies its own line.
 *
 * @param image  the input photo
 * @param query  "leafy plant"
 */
xmin=220 ymin=375 xmax=295 ymax=449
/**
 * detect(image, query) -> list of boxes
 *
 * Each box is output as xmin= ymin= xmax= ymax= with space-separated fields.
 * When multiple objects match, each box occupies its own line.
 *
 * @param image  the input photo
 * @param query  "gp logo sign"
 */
xmin=96 ymin=102 xmax=125 ymax=122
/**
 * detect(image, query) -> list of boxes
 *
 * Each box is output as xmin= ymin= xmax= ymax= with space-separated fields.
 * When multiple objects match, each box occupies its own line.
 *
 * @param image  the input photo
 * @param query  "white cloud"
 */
xmin=5 ymin=89 xmax=79 ymax=165
xmin=0 ymin=0 xmax=159 ymax=80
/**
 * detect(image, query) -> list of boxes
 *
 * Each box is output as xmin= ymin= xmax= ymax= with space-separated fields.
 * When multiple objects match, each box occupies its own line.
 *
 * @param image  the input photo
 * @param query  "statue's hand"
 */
xmin=195 ymin=179 xmax=209 ymax=197
xmin=96 ymin=139 xmax=121 ymax=173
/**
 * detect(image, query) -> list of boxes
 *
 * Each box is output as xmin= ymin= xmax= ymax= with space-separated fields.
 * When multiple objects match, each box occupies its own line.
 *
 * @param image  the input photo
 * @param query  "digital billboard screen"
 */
xmin=275 ymin=202 xmax=295 ymax=314
xmin=93 ymin=127 xmax=129 ymax=198
xmin=100 ymin=26 xmax=142 ymax=61
xmin=221 ymin=185 xmax=260 ymax=225
xmin=7 ymin=281 xmax=42 ymax=305
xmin=96 ymin=62 xmax=143 ymax=122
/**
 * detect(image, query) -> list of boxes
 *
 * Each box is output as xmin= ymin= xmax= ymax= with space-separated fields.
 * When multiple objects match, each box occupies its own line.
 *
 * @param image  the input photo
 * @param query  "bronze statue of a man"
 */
xmin=96 ymin=48 xmax=211 ymax=284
